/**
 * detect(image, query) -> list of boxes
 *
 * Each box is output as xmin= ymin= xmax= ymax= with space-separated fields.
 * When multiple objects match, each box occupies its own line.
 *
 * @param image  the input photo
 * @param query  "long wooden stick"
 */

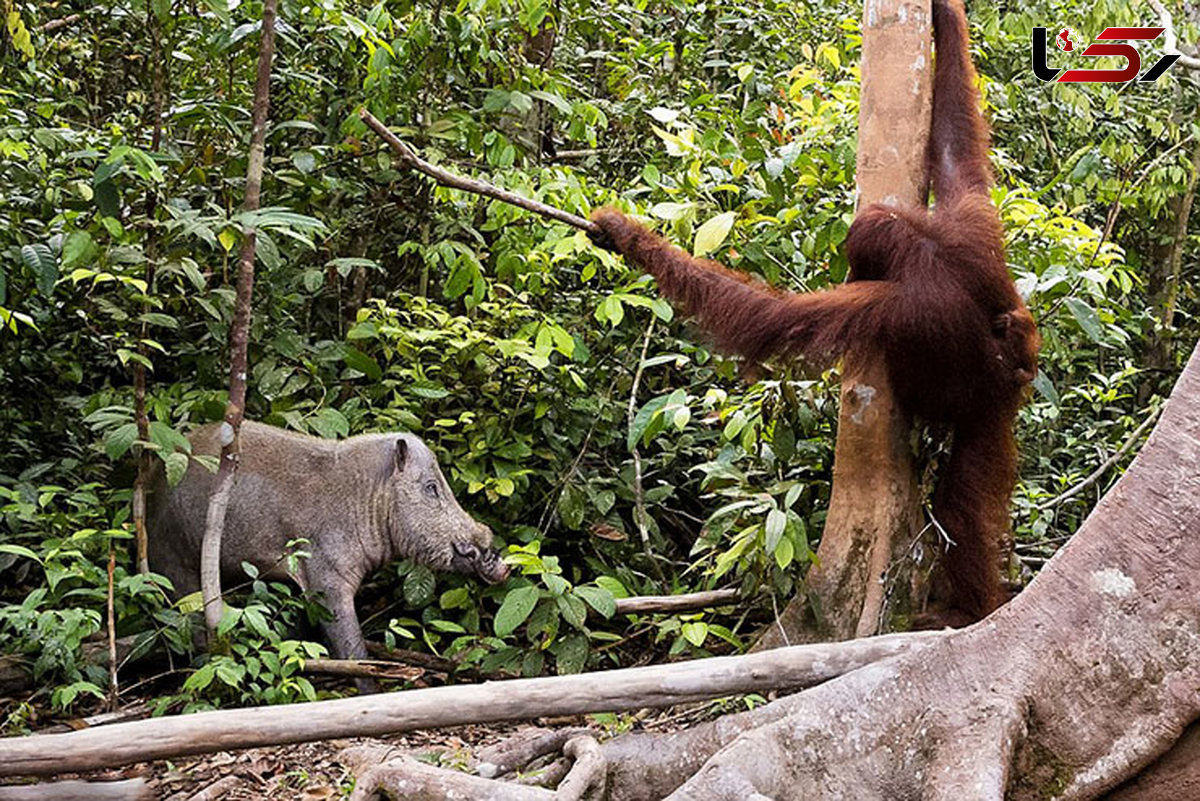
xmin=0 ymin=632 xmax=940 ymax=777
xmin=614 ymin=588 xmax=741 ymax=615
xmin=358 ymin=109 xmax=599 ymax=234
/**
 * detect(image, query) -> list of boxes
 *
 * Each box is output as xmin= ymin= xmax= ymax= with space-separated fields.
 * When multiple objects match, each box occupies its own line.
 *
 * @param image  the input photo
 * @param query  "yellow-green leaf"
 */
xmin=693 ymin=212 xmax=736 ymax=257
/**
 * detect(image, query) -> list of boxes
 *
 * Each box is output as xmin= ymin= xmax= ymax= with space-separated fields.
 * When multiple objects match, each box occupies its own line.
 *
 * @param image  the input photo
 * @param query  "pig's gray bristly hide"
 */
xmin=148 ymin=421 xmax=508 ymax=671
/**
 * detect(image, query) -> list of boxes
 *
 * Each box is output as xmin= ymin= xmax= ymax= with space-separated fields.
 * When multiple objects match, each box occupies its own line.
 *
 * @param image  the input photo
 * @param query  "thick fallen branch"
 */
xmin=614 ymin=588 xmax=740 ymax=615
xmin=301 ymin=658 xmax=423 ymax=682
xmin=358 ymin=109 xmax=598 ymax=234
xmin=0 ymin=631 xmax=939 ymax=777
xmin=0 ymin=780 xmax=153 ymax=801
xmin=343 ymin=737 xmax=606 ymax=801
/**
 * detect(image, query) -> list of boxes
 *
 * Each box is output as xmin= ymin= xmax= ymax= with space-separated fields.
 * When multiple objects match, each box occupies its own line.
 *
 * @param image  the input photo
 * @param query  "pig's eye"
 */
xmin=423 ymin=481 xmax=439 ymax=499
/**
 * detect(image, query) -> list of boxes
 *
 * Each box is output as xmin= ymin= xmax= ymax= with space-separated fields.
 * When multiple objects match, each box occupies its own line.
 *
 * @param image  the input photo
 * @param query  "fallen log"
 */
xmin=300 ymin=658 xmax=423 ymax=682
xmin=613 ymin=589 xmax=740 ymax=615
xmin=0 ymin=631 xmax=939 ymax=777
xmin=0 ymin=779 xmax=153 ymax=801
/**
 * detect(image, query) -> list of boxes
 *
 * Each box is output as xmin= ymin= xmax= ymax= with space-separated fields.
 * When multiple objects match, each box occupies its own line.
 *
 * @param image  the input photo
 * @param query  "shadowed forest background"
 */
xmin=0 ymin=0 xmax=1197 ymax=725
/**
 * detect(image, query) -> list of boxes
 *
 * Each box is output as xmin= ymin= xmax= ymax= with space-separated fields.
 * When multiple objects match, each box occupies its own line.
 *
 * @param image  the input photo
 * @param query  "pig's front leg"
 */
xmin=315 ymin=581 xmax=379 ymax=694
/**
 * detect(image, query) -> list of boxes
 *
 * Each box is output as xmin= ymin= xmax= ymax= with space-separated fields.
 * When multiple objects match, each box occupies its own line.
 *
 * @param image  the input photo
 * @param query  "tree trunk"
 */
xmin=132 ymin=0 xmax=169 ymax=577
xmin=199 ymin=0 xmax=277 ymax=634
xmin=1139 ymin=135 xmax=1200 ymax=403
xmin=756 ymin=0 xmax=933 ymax=648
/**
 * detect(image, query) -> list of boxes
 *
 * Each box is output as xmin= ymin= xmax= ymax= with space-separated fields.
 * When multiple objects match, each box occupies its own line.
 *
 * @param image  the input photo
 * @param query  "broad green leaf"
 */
xmin=292 ymin=151 xmax=317 ymax=174
xmin=765 ymin=508 xmax=787 ymax=552
xmin=93 ymin=179 xmax=120 ymax=218
xmin=95 ymin=156 xmax=124 ymax=187
xmin=138 ymin=312 xmax=179 ymax=330
xmin=309 ymin=407 xmax=350 ymax=439
xmin=163 ymin=452 xmax=190 ymax=487
xmin=594 ymin=576 xmax=628 ymax=599
xmin=105 ymin=423 xmax=139 ymax=461
xmin=403 ymin=565 xmax=436 ymax=607
xmin=494 ymin=585 xmax=540 ymax=637
xmin=529 ymin=90 xmax=572 ymax=115
xmin=627 ymin=394 xmax=670 ymax=450
xmin=0 ymin=544 xmax=41 ymax=563
xmin=177 ymin=591 xmax=204 ymax=614
xmin=5 ymin=11 xmax=34 ymax=58
xmin=302 ymin=269 xmax=324 ymax=293
xmin=775 ymin=536 xmax=795 ymax=569
xmin=574 ymin=585 xmax=616 ymax=618
xmin=149 ymin=421 xmax=190 ymax=455
xmin=343 ymin=348 xmax=382 ymax=381
xmin=649 ymin=202 xmax=694 ymax=221
xmin=21 ymin=243 xmax=57 ymax=296
xmin=202 ymin=0 xmax=232 ymax=26
xmin=440 ymin=587 xmax=470 ymax=609
xmin=557 ymin=593 xmax=587 ymax=630
xmin=1065 ymin=297 xmax=1103 ymax=344
xmin=557 ymin=483 xmax=586 ymax=530
xmin=682 ymin=621 xmax=708 ymax=647
xmin=551 ymin=632 xmax=588 ymax=674
xmin=693 ymin=212 xmax=736 ymax=257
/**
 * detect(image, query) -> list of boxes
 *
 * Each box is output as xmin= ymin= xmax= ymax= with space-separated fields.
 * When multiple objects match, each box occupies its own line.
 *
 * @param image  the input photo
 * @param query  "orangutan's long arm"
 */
xmin=590 ymin=208 xmax=893 ymax=366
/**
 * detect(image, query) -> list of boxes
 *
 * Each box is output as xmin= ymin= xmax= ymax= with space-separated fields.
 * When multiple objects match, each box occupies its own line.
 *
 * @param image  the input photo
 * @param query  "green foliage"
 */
xmin=163 ymin=573 xmax=331 ymax=712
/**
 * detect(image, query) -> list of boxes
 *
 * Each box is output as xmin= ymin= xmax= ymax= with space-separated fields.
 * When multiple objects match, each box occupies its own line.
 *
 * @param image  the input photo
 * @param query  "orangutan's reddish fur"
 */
xmin=590 ymin=0 xmax=1039 ymax=620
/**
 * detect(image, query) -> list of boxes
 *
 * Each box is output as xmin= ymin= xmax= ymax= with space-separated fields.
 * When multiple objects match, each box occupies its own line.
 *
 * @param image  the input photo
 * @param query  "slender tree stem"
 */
xmin=200 ymin=0 xmax=278 ymax=635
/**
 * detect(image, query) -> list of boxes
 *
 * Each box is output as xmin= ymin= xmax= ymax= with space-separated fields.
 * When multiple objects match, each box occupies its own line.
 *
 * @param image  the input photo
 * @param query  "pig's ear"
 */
xmin=393 ymin=438 xmax=408 ymax=473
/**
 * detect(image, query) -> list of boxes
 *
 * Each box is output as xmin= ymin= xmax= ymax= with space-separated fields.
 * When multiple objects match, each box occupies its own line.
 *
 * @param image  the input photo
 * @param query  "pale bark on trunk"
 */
xmin=757 ymin=0 xmax=932 ymax=648
xmin=199 ymin=0 xmax=277 ymax=634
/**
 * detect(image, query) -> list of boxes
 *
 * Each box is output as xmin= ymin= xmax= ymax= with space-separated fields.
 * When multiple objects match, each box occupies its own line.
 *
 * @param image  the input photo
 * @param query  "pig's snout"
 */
xmin=485 ymin=558 xmax=511 ymax=584
xmin=451 ymin=540 xmax=510 ymax=584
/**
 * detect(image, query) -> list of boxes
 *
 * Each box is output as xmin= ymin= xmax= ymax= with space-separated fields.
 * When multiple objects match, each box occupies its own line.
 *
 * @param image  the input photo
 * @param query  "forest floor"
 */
xmin=9 ymin=720 xmax=529 ymax=800
xmin=146 ymin=723 xmax=524 ymax=800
